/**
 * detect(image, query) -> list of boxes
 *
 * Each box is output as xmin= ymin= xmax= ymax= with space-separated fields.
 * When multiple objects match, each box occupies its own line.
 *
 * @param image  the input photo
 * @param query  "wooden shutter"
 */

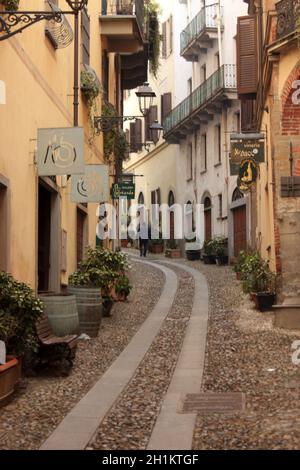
xmin=149 ymin=105 xmax=158 ymax=144
xmin=169 ymin=15 xmax=173 ymax=54
xmin=130 ymin=122 xmax=137 ymax=152
xmin=161 ymin=92 xmax=172 ymax=121
xmin=81 ymin=8 xmax=90 ymax=65
xmin=241 ymin=99 xmax=256 ymax=132
xmin=145 ymin=110 xmax=150 ymax=142
xmin=162 ymin=21 xmax=167 ymax=59
xmin=135 ymin=119 xmax=142 ymax=152
xmin=237 ymin=16 xmax=257 ymax=97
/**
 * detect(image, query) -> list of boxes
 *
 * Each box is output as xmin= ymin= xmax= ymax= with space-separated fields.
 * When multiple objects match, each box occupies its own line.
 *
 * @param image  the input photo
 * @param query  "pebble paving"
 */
xmin=189 ymin=263 xmax=300 ymax=450
xmin=0 ymin=261 xmax=164 ymax=450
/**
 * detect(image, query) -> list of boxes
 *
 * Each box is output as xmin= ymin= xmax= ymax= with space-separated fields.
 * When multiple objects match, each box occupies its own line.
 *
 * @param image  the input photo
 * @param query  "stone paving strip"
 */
xmin=40 ymin=262 xmax=177 ymax=450
xmin=147 ymin=261 xmax=208 ymax=450
xmin=0 ymin=262 xmax=164 ymax=450
xmin=89 ymin=265 xmax=195 ymax=450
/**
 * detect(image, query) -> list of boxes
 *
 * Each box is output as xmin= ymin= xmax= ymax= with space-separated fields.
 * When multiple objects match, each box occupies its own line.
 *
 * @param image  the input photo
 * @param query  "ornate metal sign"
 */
xmin=230 ymin=134 xmax=265 ymax=176
xmin=71 ymin=165 xmax=110 ymax=203
xmin=37 ymin=127 xmax=85 ymax=176
xmin=237 ymin=158 xmax=258 ymax=193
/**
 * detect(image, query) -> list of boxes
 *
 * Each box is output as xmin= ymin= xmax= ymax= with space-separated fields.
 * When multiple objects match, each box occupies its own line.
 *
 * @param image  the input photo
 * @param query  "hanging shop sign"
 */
xmin=237 ymin=158 xmax=258 ymax=193
xmin=37 ymin=127 xmax=85 ymax=176
xmin=118 ymin=174 xmax=134 ymax=185
xmin=112 ymin=183 xmax=136 ymax=200
xmin=71 ymin=165 xmax=110 ymax=203
xmin=0 ymin=80 xmax=6 ymax=105
xmin=230 ymin=134 xmax=265 ymax=176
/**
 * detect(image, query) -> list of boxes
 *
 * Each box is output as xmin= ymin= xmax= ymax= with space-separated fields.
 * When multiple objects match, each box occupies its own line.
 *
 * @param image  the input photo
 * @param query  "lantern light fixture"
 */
xmin=135 ymin=82 xmax=156 ymax=117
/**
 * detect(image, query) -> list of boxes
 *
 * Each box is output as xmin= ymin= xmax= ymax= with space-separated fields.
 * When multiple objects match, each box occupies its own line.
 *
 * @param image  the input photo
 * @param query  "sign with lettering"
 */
xmin=112 ymin=183 xmax=136 ymax=200
xmin=230 ymin=136 xmax=264 ymax=175
xmin=118 ymin=174 xmax=134 ymax=185
xmin=37 ymin=127 xmax=85 ymax=176
xmin=71 ymin=165 xmax=109 ymax=203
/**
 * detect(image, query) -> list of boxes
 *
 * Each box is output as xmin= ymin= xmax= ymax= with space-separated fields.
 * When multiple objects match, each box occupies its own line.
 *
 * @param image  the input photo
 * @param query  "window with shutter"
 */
xmin=241 ymin=99 xmax=256 ymax=132
xmin=149 ymin=105 xmax=158 ymax=144
xmin=130 ymin=122 xmax=137 ymax=152
xmin=81 ymin=8 xmax=90 ymax=66
xmin=162 ymin=22 xmax=167 ymax=59
xmin=169 ymin=15 xmax=173 ymax=54
xmin=237 ymin=15 xmax=258 ymax=98
xmin=135 ymin=119 xmax=142 ymax=152
xmin=161 ymin=93 xmax=172 ymax=121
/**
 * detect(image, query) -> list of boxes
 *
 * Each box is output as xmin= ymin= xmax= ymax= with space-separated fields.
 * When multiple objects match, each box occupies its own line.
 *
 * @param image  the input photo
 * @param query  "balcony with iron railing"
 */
xmin=163 ymin=65 xmax=237 ymax=142
xmin=100 ymin=0 xmax=145 ymax=53
xmin=180 ymin=4 xmax=223 ymax=62
xmin=276 ymin=0 xmax=300 ymax=40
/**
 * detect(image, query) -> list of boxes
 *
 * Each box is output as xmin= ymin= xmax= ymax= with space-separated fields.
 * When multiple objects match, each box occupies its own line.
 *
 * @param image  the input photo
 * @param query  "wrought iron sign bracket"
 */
xmin=0 ymin=10 xmax=75 ymax=41
xmin=94 ymin=116 xmax=144 ymax=134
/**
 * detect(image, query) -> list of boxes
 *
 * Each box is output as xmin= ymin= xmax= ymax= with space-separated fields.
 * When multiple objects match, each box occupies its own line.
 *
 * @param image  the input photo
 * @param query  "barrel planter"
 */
xmin=39 ymin=294 xmax=79 ymax=336
xmin=0 ymin=356 xmax=21 ymax=408
xmin=68 ymin=287 xmax=102 ymax=338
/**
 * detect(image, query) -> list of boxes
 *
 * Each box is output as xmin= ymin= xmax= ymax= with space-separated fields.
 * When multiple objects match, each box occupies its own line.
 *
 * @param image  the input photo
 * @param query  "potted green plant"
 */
xmin=0 ymin=0 xmax=20 ymax=10
xmin=150 ymin=238 xmax=164 ymax=254
xmin=165 ymin=239 xmax=181 ymax=259
xmin=114 ymin=274 xmax=132 ymax=302
xmin=0 ymin=272 xmax=44 ymax=404
xmin=250 ymin=262 xmax=277 ymax=312
xmin=212 ymin=237 xmax=229 ymax=266
xmin=184 ymin=233 xmax=201 ymax=261
xmin=233 ymin=250 xmax=247 ymax=280
xmin=202 ymin=240 xmax=215 ymax=264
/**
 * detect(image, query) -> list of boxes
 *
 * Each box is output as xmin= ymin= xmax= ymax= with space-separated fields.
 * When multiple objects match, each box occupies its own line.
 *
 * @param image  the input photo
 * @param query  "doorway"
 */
xmin=0 ymin=180 xmax=9 ymax=271
xmin=233 ymin=205 xmax=247 ymax=257
xmin=204 ymin=197 xmax=212 ymax=241
xmin=38 ymin=181 xmax=60 ymax=293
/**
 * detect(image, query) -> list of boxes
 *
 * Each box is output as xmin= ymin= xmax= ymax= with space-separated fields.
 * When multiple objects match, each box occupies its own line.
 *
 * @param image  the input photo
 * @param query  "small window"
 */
xmin=215 ymin=125 xmax=222 ymax=164
xmin=218 ymin=194 xmax=223 ymax=218
xmin=187 ymin=144 xmax=193 ymax=181
xmin=201 ymin=134 xmax=207 ymax=171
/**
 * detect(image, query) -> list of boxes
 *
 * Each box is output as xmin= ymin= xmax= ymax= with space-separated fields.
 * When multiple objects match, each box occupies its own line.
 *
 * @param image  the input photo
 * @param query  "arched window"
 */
xmin=168 ymin=191 xmax=175 ymax=207
xmin=138 ymin=192 xmax=145 ymax=205
xmin=232 ymin=188 xmax=244 ymax=202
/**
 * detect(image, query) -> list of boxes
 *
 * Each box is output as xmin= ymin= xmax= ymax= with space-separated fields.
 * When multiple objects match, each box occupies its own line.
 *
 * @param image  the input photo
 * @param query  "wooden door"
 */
xmin=38 ymin=184 xmax=51 ymax=292
xmin=77 ymin=209 xmax=86 ymax=266
xmin=204 ymin=209 xmax=212 ymax=241
xmin=233 ymin=205 xmax=247 ymax=257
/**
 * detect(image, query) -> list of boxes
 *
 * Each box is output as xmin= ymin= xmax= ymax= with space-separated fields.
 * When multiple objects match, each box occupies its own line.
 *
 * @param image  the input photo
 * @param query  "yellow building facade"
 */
xmin=0 ymin=0 xmax=146 ymax=292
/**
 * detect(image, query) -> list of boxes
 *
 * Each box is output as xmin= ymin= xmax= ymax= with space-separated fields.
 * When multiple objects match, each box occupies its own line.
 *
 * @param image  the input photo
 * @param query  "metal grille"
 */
xmin=276 ymin=0 xmax=300 ymax=39
xmin=45 ymin=0 xmax=73 ymax=49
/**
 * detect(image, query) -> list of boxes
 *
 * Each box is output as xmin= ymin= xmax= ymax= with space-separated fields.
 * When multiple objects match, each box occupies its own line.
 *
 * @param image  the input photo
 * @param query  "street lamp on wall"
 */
xmin=135 ymin=82 xmax=156 ymax=117
xmin=149 ymin=120 xmax=164 ymax=142
xmin=65 ymin=0 xmax=88 ymax=11
xmin=94 ymin=83 xmax=157 ymax=133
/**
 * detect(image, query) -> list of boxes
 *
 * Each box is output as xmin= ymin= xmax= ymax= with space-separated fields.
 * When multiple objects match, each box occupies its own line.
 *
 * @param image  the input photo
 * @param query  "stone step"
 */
xmin=273 ymin=302 xmax=300 ymax=330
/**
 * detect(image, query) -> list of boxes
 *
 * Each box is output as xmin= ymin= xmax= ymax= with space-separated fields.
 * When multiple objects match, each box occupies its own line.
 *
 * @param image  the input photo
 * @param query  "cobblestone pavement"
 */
xmin=1 ymin=251 xmax=300 ymax=450
xmin=0 ymin=261 xmax=164 ymax=450
xmin=187 ymin=261 xmax=300 ymax=450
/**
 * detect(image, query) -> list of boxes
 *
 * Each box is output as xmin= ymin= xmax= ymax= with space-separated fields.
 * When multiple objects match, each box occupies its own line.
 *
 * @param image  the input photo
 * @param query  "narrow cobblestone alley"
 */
xmin=1 ymin=252 xmax=300 ymax=451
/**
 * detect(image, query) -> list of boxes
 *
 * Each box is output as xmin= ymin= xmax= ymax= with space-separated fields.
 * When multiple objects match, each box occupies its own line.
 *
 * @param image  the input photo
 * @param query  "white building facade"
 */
xmin=125 ymin=0 xmax=250 ymax=257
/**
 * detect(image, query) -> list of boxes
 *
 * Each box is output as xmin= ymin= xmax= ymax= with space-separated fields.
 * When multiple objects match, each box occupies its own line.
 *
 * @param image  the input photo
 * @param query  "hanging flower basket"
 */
xmin=0 ymin=0 xmax=20 ymax=10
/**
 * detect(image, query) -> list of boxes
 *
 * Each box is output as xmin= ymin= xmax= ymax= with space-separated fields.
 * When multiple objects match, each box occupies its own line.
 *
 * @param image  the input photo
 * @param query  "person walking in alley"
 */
xmin=139 ymin=220 xmax=151 ymax=257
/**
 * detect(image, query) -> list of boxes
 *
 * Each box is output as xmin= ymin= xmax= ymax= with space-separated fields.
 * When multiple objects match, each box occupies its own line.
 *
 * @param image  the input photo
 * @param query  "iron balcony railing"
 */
xmin=276 ymin=0 xmax=300 ymax=40
xmin=163 ymin=65 xmax=236 ymax=136
xmin=180 ymin=4 xmax=221 ymax=55
xmin=101 ymin=0 xmax=144 ymax=36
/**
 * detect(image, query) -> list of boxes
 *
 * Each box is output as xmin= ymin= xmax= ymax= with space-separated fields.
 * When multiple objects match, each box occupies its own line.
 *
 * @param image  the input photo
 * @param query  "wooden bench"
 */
xmin=36 ymin=315 xmax=79 ymax=368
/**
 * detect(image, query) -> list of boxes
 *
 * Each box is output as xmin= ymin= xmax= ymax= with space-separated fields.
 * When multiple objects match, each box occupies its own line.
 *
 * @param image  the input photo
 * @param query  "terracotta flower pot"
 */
xmin=0 ymin=356 xmax=21 ymax=407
